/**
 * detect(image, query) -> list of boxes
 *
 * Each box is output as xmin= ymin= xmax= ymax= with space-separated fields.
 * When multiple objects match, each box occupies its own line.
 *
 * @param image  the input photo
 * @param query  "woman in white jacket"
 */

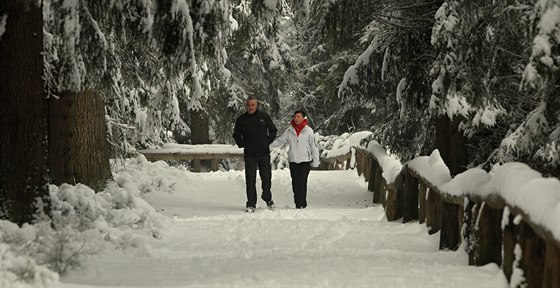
xmin=270 ymin=110 xmax=320 ymax=209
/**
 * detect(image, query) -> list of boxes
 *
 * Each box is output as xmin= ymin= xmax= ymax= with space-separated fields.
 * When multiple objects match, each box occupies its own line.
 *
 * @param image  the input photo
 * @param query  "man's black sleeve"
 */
xmin=266 ymin=114 xmax=277 ymax=144
xmin=233 ymin=117 xmax=245 ymax=147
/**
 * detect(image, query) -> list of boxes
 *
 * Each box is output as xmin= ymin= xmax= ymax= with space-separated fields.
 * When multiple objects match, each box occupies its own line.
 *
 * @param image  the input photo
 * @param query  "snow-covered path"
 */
xmin=61 ymin=169 xmax=507 ymax=287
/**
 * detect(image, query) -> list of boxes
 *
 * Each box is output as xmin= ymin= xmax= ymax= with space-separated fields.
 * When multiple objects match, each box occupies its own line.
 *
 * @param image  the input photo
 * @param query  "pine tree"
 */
xmin=0 ymin=0 xmax=51 ymax=224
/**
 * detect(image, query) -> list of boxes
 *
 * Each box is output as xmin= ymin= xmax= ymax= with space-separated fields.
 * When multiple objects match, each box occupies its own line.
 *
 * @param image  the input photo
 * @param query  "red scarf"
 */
xmin=291 ymin=118 xmax=308 ymax=137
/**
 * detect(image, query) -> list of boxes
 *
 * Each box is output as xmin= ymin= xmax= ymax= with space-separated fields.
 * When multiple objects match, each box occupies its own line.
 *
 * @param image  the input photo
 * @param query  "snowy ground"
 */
xmin=59 ymin=167 xmax=507 ymax=288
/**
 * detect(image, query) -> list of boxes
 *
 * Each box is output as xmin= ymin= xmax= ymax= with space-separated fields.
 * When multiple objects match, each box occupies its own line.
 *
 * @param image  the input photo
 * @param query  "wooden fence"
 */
xmin=354 ymin=147 xmax=559 ymax=288
xmin=138 ymin=144 xmax=243 ymax=172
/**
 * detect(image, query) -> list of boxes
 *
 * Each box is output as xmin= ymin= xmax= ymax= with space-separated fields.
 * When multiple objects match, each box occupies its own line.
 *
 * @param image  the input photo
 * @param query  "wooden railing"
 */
xmin=140 ymin=143 xmax=355 ymax=172
xmin=318 ymin=151 xmax=352 ymax=170
xmin=138 ymin=144 xmax=243 ymax=172
xmin=354 ymin=145 xmax=560 ymax=288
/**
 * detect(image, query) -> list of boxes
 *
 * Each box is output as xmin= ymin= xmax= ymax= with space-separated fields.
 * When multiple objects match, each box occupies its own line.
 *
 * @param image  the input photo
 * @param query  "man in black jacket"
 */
xmin=233 ymin=97 xmax=277 ymax=212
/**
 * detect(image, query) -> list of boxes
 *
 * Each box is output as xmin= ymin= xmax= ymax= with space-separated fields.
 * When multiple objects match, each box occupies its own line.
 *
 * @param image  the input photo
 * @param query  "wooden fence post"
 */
xmin=210 ymin=159 xmax=220 ymax=171
xmin=380 ymin=177 xmax=387 ymax=207
xmin=465 ymin=202 xmax=503 ymax=266
xmin=385 ymin=173 xmax=403 ymax=221
xmin=368 ymin=159 xmax=377 ymax=194
xmin=476 ymin=205 xmax=503 ymax=266
xmin=425 ymin=187 xmax=441 ymax=235
xmin=418 ymin=182 xmax=427 ymax=224
xmin=192 ymin=159 xmax=201 ymax=172
xmin=543 ymin=241 xmax=560 ymax=288
xmin=356 ymin=149 xmax=364 ymax=177
xmin=372 ymin=162 xmax=383 ymax=204
xmin=402 ymin=166 xmax=419 ymax=223
xmin=502 ymin=212 xmax=515 ymax=281
xmin=364 ymin=154 xmax=373 ymax=183
xmin=439 ymin=201 xmax=462 ymax=250
xmin=518 ymin=221 xmax=546 ymax=288
xmin=464 ymin=200 xmax=477 ymax=265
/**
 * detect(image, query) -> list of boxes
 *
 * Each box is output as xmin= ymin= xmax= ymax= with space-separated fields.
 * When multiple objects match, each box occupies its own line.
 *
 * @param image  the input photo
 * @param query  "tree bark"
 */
xmin=435 ymin=115 xmax=468 ymax=176
xmin=0 ymin=0 xmax=50 ymax=225
xmin=49 ymin=90 xmax=112 ymax=190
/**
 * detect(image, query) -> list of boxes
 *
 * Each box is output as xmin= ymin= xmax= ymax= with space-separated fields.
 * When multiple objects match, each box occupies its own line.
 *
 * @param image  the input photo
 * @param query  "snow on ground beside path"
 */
xmin=59 ymin=165 xmax=507 ymax=288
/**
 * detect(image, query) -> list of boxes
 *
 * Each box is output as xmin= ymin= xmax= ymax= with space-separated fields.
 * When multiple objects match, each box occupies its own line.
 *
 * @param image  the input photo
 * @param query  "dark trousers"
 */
xmin=244 ymin=154 xmax=272 ymax=207
xmin=289 ymin=161 xmax=311 ymax=208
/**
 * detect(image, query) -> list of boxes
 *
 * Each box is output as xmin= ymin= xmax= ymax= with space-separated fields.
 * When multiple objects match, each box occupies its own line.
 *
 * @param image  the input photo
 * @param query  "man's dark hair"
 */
xmin=293 ymin=110 xmax=306 ymax=117
xmin=246 ymin=96 xmax=257 ymax=103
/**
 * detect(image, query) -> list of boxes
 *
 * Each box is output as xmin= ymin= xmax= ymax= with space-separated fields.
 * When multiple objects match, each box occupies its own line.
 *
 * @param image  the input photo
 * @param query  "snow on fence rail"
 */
xmin=138 ymin=144 xmax=243 ymax=172
xmin=354 ymin=140 xmax=560 ymax=288
xmin=138 ymin=133 xmax=373 ymax=172
xmin=317 ymin=131 xmax=373 ymax=170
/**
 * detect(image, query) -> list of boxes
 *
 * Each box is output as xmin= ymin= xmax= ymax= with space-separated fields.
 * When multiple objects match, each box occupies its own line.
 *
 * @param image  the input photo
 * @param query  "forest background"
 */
xmin=0 ymin=0 xmax=559 ymax=224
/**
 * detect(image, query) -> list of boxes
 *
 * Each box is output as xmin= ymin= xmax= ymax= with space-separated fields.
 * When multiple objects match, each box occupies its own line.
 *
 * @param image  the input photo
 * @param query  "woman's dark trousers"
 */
xmin=244 ymin=154 xmax=272 ymax=208
xmin=289 ymin=161 xmax=311 ymax=208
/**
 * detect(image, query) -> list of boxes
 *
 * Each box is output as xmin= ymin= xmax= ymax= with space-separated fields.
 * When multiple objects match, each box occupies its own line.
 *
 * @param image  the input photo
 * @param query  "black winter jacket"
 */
xmin=233 ymin=110 xmax=277 ymax=157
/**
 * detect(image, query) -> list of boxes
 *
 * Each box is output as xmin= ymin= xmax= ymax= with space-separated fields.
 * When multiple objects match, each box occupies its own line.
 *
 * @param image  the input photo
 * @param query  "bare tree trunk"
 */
xmin=0 ymin=1 xmax=50 ymax=224
xmin=49 ymin=90 xmax=112 ymax=190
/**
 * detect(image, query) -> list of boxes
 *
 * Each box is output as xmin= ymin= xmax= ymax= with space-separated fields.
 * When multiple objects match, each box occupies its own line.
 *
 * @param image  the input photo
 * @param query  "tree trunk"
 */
xmin=0 ymin=1 xmax=50 ymax=224
xmin=49 ymin=90 xmax=112 ymax=190
xmin=435 ymin=115 xmax=468 ymax=176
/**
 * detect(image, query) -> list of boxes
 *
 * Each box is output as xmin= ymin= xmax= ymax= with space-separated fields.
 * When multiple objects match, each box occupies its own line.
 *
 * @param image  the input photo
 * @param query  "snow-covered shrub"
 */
xmin=270 ymin=145 xmax=289 ymax=170
xmin=32 ymin=220 xmax=99 ymax=275
xmin=0 ymin=222 xmax=59 ymax=287
xmin=0 ymin=155 xmax=178 ymax=285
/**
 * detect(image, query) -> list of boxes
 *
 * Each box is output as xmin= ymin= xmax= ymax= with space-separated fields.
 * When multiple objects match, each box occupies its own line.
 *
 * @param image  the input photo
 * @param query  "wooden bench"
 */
xmin=138 ymin=144 xmax=244 ymax=172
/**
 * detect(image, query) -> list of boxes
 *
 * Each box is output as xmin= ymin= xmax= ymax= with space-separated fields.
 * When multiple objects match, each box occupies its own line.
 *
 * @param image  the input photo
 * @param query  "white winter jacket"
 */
xmin=270 ymin=125 xmax=320 ymax=167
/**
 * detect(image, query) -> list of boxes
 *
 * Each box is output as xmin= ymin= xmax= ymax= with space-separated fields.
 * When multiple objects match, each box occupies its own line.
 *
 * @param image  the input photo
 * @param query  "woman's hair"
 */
xmin=293 ymin=110 xmax=306 ymax=117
